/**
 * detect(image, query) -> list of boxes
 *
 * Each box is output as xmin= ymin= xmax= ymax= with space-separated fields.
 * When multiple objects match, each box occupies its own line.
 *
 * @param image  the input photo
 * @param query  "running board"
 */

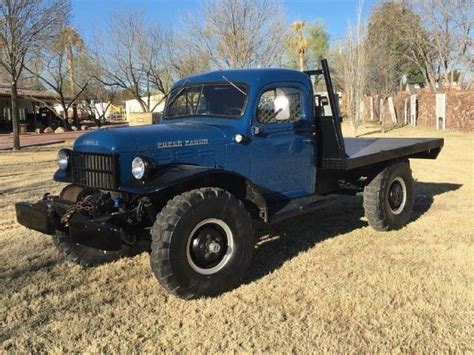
xmin=267 ymin=194 xmax=336 ymax=224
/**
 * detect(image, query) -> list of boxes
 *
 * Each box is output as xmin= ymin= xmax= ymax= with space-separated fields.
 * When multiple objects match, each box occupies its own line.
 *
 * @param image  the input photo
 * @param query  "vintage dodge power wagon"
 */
xmin=16 ymin=60 xmax=443 ymax=298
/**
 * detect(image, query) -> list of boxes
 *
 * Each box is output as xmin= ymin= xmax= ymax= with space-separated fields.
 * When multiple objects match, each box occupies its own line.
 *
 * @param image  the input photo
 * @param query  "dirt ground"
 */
xmin=0 ymin=131 xmax=85 ymax=151
xmin=1 ymin=126 xmax=472 ymax=352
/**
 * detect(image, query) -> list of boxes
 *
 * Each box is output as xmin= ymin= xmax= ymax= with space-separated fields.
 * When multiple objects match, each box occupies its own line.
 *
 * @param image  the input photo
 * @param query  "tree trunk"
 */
xmin=298 ymin=51 xmax=304 ymax=71
xmin=61 ymin=101 xmax=71 ymax=130
xmin=67 ymin=45 xmax=79 ymax=126
xmin=10 ymin=81 xmax=21 ymax=151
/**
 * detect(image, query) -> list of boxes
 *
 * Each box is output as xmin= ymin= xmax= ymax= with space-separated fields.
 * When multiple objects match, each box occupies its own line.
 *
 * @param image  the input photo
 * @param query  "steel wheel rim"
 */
xmin=186 ymin=218 xmax=234 ymax=275
xmin=388 ymin=177 xmax=407 ymax=215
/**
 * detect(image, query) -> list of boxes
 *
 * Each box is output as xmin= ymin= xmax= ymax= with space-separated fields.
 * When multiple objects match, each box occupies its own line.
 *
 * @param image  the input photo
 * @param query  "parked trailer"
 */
xmin=16 ymin=60 xmax=443 ymax=298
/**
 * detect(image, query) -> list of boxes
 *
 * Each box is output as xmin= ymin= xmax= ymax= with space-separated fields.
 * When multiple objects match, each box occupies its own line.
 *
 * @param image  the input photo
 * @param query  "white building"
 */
xmin=125 ymin=94 xmax=165 ymax=121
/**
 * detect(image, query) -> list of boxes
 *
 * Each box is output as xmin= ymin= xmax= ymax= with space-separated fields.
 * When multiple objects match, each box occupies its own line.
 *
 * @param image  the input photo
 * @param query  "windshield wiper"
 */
xmin=222 ymin=75 xmax=247 ymax=96
xmin=166 ymin=79 xmax=190 ymax=107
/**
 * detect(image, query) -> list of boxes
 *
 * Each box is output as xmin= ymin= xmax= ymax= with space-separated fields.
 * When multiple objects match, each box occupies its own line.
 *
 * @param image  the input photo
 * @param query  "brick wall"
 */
xmin=358 ymin=89 xmax=474 ymax=131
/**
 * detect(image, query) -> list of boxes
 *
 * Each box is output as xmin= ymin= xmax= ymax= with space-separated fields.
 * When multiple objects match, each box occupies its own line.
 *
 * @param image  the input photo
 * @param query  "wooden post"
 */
xmin=379 ymin=98 xmax=384 ymax=123
xmin=369 ymin=96 xmax=374 ymax=121
xmin=410 ymin=94 xmax=417 ymax=127
xmin=404 ymin=98 xmax=408 ymax=125
xmin=435 ymin=93 xmax=446 ymax=130
xmin=388 ymin=97 xmax=397 ymax=124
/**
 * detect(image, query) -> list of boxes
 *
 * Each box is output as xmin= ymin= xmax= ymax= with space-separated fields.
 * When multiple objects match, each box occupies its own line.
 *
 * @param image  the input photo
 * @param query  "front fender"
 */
xmin=53 ymin=169 xmax=72 ymax=183
xmin=118 ymin=164 xmax=268 ymax=220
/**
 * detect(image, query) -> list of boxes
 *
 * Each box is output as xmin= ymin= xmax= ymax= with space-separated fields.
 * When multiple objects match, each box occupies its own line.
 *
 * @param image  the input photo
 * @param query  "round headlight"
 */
xmin=57 ymin=149 xmax=70 ymax=171
xmin=131 ymin=156 xmax=146 ymax=180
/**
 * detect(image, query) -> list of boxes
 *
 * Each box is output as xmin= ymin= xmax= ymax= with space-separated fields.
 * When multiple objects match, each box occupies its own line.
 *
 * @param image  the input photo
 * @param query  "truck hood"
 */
xmin=74 ymin=121 xmax=233 ymax=154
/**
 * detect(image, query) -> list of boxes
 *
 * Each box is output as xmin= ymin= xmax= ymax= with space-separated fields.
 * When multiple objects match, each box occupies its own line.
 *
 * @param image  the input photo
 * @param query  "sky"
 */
xmin=72 ymin=0 xmax=375 ymax=44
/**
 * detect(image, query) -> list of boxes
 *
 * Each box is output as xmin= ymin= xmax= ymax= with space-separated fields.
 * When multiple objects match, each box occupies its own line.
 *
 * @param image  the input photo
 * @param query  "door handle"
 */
xmin=303 ymin=138 xmax=313 ymax=143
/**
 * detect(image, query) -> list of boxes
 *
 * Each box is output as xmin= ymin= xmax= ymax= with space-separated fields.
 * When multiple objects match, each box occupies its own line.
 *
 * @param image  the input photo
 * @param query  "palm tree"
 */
xmin=289 ymin=21 xmax=307 ymax=71
xmin=54 ymin=27 xmax=84 ymax=124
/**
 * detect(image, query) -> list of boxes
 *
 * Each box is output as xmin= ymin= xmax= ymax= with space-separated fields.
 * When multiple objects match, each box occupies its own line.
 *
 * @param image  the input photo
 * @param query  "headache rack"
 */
xmin=71 ymin=151 xmax=119 ymax=190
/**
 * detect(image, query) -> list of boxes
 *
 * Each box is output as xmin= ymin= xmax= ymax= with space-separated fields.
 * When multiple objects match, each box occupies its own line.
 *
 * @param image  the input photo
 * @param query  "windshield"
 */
xmin=164 ymin=83 xmax=248 ymax=119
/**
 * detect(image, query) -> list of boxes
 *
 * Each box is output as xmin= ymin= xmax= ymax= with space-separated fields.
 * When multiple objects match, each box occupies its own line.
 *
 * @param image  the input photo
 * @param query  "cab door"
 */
xmin=249 ymin=84 xmax=316 ymax=199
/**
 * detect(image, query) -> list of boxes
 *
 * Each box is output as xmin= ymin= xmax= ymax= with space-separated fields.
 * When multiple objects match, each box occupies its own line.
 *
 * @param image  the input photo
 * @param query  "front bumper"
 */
xmin=15 ymin=199 xmax=62 ymax=235
xmin=15 ymin=195 xmax=124 ymax=251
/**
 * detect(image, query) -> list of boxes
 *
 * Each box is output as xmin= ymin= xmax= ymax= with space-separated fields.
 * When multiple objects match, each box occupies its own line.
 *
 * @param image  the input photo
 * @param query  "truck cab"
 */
xmin=16 ymin=60 xmax=444 ymax=299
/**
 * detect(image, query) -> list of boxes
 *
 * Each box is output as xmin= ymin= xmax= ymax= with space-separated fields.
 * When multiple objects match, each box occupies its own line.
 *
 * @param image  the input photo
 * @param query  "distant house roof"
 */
xmin=0 ymin=83 xmax=68 ymax=101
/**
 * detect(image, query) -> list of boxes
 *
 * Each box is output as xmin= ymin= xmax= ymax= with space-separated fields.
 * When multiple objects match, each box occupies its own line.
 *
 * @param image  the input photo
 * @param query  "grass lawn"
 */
xmin=1 ymin=126 xmax=472 ymax=352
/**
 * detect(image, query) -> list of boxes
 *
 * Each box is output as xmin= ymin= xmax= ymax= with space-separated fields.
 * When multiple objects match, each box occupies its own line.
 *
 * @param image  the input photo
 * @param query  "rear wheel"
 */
xmin=363 ymin=161 xmax=415 ymax=231
xmin=150 ymin=187 xmax=254 ymax=299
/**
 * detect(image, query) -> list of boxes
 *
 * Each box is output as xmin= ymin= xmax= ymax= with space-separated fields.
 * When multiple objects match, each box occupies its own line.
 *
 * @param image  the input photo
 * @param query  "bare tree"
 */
xmin=422 ymin=0 xmax=473 ymax=89
xmin=94 ymin=11 xmax=172 ymax=113
xmin=185 ymin=0 xmax=287 ymax=69
xmin=0 ymin=0 xmax=70 ymax=150
xmin=25 ymin=27 xmax=90 ymax=129
xmin=403 ymin=0 xmax=473 ymax=90
xmin=338 ymin=2 xmax=368 ymax=134
xmin=83 ymin=81 xmax=119 ymax=126
xmin=165 ymin=33 xmax=211 ymax=80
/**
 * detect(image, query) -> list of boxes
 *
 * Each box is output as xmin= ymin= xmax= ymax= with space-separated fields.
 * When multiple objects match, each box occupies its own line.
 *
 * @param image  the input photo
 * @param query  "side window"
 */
xmin=257 ymin=87 xmax=303 ymax=124
xmin=19 ymin=108 xmax=26 ymax=121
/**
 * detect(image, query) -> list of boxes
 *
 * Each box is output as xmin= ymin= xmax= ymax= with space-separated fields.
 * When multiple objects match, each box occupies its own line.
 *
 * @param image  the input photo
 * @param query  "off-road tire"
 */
xmin=52 ymin=230 xmax=133 ymax=267
xmin=150 ymin=187 xmax=254 ymax=299
xmin=363 ymin=161 xmax=415 ymax=231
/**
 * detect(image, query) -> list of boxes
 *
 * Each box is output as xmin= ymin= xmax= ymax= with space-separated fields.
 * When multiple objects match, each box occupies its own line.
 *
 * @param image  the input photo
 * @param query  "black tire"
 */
xmin=150 ymin=187 xmax=254 ymax=299
xmin=52 ymin=230 xmax=133 ymax=267
xmin=363 ymin=161 xmax=415 ymax=231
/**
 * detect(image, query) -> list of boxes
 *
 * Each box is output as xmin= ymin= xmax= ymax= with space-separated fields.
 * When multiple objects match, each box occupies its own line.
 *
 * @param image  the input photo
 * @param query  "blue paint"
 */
xmin=70 ymin=68 xmax=317 ymax=198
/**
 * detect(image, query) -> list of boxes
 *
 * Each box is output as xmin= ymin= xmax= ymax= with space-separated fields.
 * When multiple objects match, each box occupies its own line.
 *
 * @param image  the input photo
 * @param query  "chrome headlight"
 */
xmin=131 ymin=156 xmax=155 ymax=180
xmin=57 ymin=149 xmax=70 ymax=171
xmin=131 ymin=157 xmax=145 ymax=179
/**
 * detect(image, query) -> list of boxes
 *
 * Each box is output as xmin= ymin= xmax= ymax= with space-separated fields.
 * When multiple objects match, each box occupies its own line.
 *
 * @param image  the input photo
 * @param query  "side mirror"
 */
xmin=273 ymin=96 xmax=290 ymax=121
xmin=320 ymin=97 xmax=329 ymax=106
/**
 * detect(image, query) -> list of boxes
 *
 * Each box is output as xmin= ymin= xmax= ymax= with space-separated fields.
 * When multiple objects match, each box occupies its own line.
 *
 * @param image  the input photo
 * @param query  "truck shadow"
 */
xmin=243 ymin=182 xmax=461 ymax=284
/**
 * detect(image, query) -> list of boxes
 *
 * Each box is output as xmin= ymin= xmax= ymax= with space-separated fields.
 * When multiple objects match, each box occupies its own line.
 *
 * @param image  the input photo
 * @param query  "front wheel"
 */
xmin=150 ymin=187 xmax=254 ymax=299
xmin=52 ymin=230 xmax=134 ymax=267
xmin=363 ymin=161 xmax=415 ymax=231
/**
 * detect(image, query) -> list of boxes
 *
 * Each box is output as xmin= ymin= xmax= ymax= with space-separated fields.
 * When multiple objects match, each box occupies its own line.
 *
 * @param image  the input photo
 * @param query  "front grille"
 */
xmin=71 ymin=151 xmax=119 ymax=190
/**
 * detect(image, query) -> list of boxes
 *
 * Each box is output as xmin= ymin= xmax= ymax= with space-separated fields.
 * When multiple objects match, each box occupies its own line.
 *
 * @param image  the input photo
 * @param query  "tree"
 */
xmin=0 ymin=0 xmax=70 ymax=150
xmin=287 ymin=20 xmax=329 ymax=71
xmin=164 ymin=33 xmax=211 ymax=81
xmin=25 ymin=26 xmax=90 ymax=129
xmin=186 ymin=0 xmax=287 ymax=68
xmin=288 ymin=21 xmax=307 ymax=71
xmin=83 ymin=81 xmax=119 ymax=126
xmin=366 ymin=1 xmax=425 ymax=96
xmin=415 ymin=0 xmax=473 ymax=89
xmin=55 ymin=26 xmax=84 ymax=124
xmin=384 ymin=0 xmax=474 ymax=91
xmin=94 ymin=11 xmax=171 ymax=113
xmin=337 ymin=2 xmax=368 ymax=134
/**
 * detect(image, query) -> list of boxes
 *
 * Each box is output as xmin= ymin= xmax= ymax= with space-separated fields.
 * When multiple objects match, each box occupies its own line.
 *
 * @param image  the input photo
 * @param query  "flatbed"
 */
xmin=322 ymin=137 xmax=444 ymax=170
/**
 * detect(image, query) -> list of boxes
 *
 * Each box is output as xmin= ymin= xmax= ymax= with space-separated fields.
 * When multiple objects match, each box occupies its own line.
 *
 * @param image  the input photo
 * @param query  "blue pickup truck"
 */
xmin=16 ymin=60 xmax=443 ymax=298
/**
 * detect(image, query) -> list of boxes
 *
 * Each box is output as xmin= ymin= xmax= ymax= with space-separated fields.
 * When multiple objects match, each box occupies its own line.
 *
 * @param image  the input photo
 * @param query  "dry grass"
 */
xmin=1 ymin=126 xmax=473 ymax=352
